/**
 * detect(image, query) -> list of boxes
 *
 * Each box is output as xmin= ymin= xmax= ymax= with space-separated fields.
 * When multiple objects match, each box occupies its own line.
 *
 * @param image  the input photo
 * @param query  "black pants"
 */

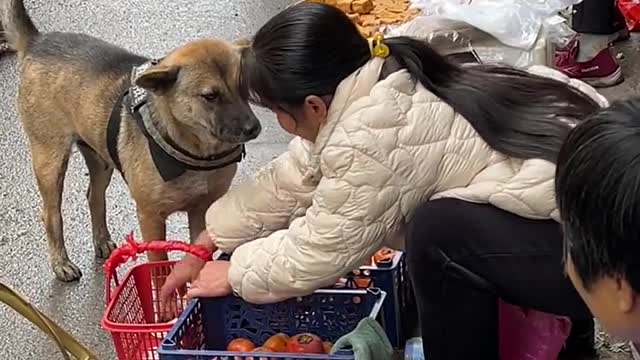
xmin=573 ymin=0 xmax=624 ymax=34
xmin=406 ymin=199 xmax=592 ymax=360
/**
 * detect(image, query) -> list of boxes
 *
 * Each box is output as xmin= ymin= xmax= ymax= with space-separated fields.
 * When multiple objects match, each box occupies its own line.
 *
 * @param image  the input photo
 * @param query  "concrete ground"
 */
xmin=0 ymin=1 xmax=638 ymax=359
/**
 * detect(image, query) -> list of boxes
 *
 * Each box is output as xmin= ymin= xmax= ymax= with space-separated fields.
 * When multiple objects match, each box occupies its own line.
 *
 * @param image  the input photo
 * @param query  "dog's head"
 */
xmin=135 ymin=39 xmax=261 ymax=148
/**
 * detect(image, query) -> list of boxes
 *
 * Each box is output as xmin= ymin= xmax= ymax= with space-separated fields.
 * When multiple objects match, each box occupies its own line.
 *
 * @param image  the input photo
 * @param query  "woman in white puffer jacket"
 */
xmin=162 ymin=3 xmax=607 ymax=358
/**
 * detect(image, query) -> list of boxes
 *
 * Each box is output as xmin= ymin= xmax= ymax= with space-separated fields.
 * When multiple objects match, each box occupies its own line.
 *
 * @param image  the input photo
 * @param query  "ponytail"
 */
xmin=386 ymin=36 xmax=600 ymax=162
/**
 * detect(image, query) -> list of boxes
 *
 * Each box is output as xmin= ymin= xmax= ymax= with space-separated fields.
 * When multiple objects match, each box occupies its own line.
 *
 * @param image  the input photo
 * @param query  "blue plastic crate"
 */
xmin=158 ymin=289 xmax=386 ymax=360
xmin=214 ymin=251 xmax=414 ymax=348
xmin=339 ymin=251 xmax=416 ymax=348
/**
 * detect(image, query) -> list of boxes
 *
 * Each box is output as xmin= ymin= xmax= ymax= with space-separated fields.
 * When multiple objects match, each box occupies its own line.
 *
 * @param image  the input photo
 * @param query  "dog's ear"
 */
xmin=135 ymin=65 xmax=180 ymax=92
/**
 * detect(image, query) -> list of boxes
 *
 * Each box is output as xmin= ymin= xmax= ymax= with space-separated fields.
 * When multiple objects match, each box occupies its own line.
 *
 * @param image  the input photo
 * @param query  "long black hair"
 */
xmin=556 ymin=99 xmax=640 ymax=290
xmin=240 ymin=3 xmax=600 ymax=162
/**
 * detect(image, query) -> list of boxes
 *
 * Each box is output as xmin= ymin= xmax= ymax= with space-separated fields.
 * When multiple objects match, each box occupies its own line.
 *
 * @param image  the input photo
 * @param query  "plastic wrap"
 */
xmin=409 ymin=0 xmax=581 ymax=50
xmin=389 ymin=16 xmax=476 ymax=56
xmin=472 ymin=15 xmax=576 ymax=68
xmin=389 ymin=2 xmax=578 ymax=67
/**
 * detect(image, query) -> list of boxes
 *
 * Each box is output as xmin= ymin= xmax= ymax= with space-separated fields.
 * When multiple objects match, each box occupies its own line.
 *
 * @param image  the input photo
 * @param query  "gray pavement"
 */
xmin=0 ymin=1 xmax=639 ymax=359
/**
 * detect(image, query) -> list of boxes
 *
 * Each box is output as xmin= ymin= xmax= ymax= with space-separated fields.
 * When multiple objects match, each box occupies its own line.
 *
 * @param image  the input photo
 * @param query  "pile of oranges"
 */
xmin=306 ymin=0 xmax=419 ymax=36
xmin=227 ymin=332 xmax=333 ymax=356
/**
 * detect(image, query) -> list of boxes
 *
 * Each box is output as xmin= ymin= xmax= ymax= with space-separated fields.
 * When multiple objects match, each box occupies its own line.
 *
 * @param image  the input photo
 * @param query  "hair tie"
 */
xmin=368 ymin=33 xmax=390 ymax=59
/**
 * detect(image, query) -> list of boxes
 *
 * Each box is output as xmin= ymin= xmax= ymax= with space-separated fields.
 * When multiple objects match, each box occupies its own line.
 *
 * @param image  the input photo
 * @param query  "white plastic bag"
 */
xmin=389 ymin=2 xmax=578 ymax=67
xmin=543 ymin=14 xmax=576 ymax=49
xmin=389 ymin=14 xmax=546 ymax=67
xmin=410 ymin=0 xmax=582 ymax=50
xmin=470 ymin=15 xmax=576 ymax=67
xmin=388 ymin=16 xmax=476 ymax=56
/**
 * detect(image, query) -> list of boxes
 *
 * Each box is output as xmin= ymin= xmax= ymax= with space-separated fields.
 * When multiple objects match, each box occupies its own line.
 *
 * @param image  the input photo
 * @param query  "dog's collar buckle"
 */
xmin=129 ymin=58 xmax=161 ymax=113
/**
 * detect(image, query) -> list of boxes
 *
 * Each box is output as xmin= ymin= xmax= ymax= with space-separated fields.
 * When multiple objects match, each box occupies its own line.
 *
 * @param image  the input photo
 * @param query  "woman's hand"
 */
xmin=160 ymin=231 xmax=216 ymax=307
xmin=160 ymin=252 xmax=206 ymax=304
xmin=187 ymin=260 xmax=233 ymax=300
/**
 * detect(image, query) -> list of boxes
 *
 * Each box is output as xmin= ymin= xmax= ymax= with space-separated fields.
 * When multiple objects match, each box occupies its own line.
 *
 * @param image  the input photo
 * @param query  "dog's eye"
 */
xmin=201 ymin=91 xmax=220 ymax=102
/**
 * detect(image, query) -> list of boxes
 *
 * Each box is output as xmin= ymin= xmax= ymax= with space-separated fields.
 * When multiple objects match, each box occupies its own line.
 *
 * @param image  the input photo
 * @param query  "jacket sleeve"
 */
xmin=205 ymin=137 xmax=316 ymax=254
xmin=227 ymin=143 xmax=399 ymax=304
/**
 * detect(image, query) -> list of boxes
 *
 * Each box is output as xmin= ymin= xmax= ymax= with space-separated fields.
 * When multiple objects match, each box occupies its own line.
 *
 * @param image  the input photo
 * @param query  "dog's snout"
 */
xmin=218 ymin=105 xmax=261 ymax=142
xmin=242 ymin=122 xmax=261 ymax=138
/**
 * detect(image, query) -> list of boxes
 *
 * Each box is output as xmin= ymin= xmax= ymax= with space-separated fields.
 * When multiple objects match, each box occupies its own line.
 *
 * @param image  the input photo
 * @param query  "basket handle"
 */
xmin=0 ymin=283 xmax=98 ymax=360
xmin=103 ymin=232 xmax=213 ymax=303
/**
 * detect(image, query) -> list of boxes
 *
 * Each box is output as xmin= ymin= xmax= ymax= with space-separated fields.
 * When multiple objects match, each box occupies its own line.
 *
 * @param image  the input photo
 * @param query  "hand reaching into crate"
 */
xmin=159 ymin=230 xmax=217 ymax=307
xmin=185 ymin=260 xmax=233 ymax=300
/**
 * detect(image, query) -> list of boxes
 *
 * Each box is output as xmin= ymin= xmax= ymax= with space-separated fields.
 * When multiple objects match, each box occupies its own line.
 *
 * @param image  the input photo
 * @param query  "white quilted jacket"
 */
xmin=206 ymin=58 xmax=607 ymax=304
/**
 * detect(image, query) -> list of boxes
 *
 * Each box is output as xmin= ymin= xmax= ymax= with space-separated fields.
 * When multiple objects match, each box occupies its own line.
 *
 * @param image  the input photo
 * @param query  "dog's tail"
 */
xmin=1 ymin=0 xmax=39 ymax=54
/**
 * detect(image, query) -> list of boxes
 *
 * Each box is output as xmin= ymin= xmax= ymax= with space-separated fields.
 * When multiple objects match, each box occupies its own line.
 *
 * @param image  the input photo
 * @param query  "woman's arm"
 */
xmin=226 ymin=143 xmax=404 ymax=304
xmin=206 ymin=137 xmax=316 ymax=253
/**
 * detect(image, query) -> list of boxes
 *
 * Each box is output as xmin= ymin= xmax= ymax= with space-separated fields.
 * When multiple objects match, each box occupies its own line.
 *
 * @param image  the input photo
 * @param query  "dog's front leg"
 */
xmin=137 ymin=209 xmax=168 ymax=262
xmin=187 ymin=206 xmax=208 ymax=244
xmin=138 ymin=208 xmax=174 ymax=321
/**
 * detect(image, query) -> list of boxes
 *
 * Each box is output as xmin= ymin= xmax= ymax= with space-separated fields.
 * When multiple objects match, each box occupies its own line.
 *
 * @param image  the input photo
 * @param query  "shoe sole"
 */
xmin=615 ymin=33 xmax=631 ymax=43
xmin=613 ymin=29 xmax=631 ymax=43
xmin=583 ymin=67 xmax=624 ymax=88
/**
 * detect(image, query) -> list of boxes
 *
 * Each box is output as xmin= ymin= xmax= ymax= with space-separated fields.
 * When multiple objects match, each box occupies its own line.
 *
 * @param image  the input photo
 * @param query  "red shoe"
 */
xmin=554 ymin=36 xmax=580 ymax=68
xmin=554 ymin=38 xmax=623 ymax=88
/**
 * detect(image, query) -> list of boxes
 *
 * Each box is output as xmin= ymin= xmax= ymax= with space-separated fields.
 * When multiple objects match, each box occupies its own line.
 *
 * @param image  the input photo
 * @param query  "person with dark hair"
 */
xmin=557 ymin=98 xmax=640 ymax=343
xmin=555 ymin=0 xmax=627 ymax=87
xmin=161 ymin=3 xmax=608 ymax=358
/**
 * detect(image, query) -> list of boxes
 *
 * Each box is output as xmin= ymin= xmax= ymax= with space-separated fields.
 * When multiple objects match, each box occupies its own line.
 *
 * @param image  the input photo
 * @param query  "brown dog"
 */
xmin=1 ymin=0 xmax=260 ymax=281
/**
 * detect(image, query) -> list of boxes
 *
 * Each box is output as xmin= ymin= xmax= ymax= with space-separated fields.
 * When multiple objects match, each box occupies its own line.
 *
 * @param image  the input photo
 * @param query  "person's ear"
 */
xmin=617 ymin=277 xmax=637 ymax=313
xmin=135 ymin=65 xmax=180 ymax=93
xmin=302 ymin=95 xmax=328 ymax=125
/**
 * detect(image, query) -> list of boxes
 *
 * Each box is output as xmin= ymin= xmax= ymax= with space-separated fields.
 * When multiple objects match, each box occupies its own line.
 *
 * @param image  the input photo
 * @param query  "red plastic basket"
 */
xmin=102 ymin=233 xmax=213 ymax=360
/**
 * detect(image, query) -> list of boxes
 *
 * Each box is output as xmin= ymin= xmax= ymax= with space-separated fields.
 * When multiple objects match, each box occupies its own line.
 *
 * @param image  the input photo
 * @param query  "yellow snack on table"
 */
xmin=336 ymin=0 xmax=353 ymax=12
xmin=352 ymin=0 xmax=375 ymax=13
xmin=305 ymin=0 xmax=420 ymax=37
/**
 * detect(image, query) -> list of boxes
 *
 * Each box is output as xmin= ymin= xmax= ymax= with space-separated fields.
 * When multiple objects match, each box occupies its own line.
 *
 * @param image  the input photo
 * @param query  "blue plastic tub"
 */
xmin=214 ymin=251 xmax=415 ymax=348
xmin=158 ymin=289 xmax=386 ymax=360
xmin=339 ymin=251 xmax=416 ymax=348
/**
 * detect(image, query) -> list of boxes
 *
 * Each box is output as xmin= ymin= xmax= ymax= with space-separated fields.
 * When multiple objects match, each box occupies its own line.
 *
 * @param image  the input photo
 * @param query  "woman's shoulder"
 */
xmin=334 ymin=68 xmax=464 ymax=142
xmin=343 ymin=69 xmax=453 ymax=120
xmin=325 ymin=68 xmax=478 ymax=162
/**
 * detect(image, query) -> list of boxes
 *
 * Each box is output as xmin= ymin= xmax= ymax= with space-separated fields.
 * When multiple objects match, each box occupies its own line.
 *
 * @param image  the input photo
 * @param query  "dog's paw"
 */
xmin=52 ymin=260 xmax=83 ymax=282
xmin=94 ymin=240 xmax=117 ymax=260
